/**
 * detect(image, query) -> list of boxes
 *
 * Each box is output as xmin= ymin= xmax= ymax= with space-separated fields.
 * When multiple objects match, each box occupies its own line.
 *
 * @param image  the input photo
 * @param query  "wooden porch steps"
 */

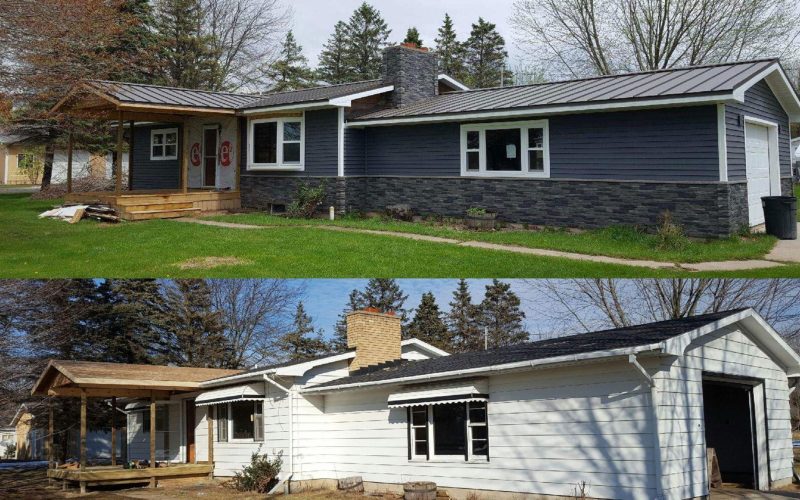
xmin=124 ymin=208 xmax=202 ymax=221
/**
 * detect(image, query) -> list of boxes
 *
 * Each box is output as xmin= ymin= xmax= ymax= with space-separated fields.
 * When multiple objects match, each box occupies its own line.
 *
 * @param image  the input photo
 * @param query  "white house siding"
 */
xmin=126 ymin=403 xmax=182 ymax=463
xmin=196 ymin=404 xmax=209 ymax=462
xmin=655 ymin=325 xmax=793 ymax=500
xmin=292 ymin=361 xmax=660 ymax=500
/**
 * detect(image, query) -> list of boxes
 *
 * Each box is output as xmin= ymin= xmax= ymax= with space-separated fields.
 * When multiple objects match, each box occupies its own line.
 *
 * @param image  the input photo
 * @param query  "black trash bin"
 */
xmin=761 ymin=196 xmax=797 ymax=240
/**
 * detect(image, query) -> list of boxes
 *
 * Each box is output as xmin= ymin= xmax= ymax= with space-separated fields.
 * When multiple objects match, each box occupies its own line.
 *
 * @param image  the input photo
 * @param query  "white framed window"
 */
xmin=150 ymin=128 xmax=179 ymax=161
xmin=408 ymin=401 xmax=488 ymax=462
xmin=247 ymin=116 xmax=304 ymax=171
xmin=215 ymin=401 xmax=264 ymax=443
xmin=460 ymin=120 xmax=549 ymax=178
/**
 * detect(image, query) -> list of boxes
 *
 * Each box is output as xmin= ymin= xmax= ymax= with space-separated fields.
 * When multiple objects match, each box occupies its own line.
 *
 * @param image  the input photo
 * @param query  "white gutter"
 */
xmin=629 ymin=354 xmax=664 ymax=499
xmin=263 ymin=374 xmax=293 ymax=489
xmin=328 ymin=85 xmax=394 ymax=106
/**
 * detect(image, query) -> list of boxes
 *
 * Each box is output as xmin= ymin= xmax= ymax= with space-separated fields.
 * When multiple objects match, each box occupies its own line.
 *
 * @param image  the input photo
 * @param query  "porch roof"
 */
xmin=31 ymin=360 xmax=242 ymax=399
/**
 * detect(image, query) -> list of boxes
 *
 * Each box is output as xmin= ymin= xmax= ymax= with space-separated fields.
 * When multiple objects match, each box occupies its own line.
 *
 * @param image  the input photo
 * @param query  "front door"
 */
xmin=185 ymin=401 xmax=196 ymax=464
xmin=203 ymin=127 xmax=218 ymax=188
xmin=745 ymin=122 xmax=773 ymax=226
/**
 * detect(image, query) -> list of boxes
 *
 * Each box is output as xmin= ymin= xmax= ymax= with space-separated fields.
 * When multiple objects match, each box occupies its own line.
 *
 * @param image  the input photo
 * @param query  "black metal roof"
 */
xmin=307 ymin=309 xmax=749 ymax=389
xmin=352 ymin=60 xmax=778 ymax=121
xmin=241 ymin=80 xmax=387 ymax=109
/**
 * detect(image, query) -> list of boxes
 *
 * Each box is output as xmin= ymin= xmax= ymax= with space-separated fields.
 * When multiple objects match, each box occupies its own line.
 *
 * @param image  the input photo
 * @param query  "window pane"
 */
xmin=253 ymin=122 xmax=277 ymax=164
xmin=467 ymin=151 xmax=479 ymax=171
xmin=485 ymin=128 xmax=521 ymax=171
xmin=528 ymin=128 xmax=543 ymax=149
xmin=469 ymin=403 xmax=486 ymax=423
xmin=217 ymin=404 xmax=228 ymax=442
xmin=414 ymin=441 xmax=428 ymax=456
xmin=471 ymin=426 xmax=487 ymax=440
xmin=283 ymin=122 xmax=301 ymax=142
xmin=152 ymin=145 xmax=164 ymax=158
xmin=253 ymin=403 xmax=264 ymax=441
xmin=231 ymin=401 xmax=254 ymax=440
xmin=472 ymin=438 xmax=488 ymax=456
xmin=283 ymin=143 xmax=301 ymax=163
xmin=467 ymin=131 xmax=479 ymax=150
xmin=432 ymin=403 xmax=466 ymax=456
xmin=411 ymin=408 xmax=427 ymax=427
xmin=153 ymin=134 xmax=163 ymax=145
xmin=529 ymin=150 xmax=544 ymax=172
xmin=165 ymin=132 xmax=177 ymax=145
xmin=165 ymin=145 xmax=177 ymax=158
xmin=414 ymin=427 xmax=428 ymax=441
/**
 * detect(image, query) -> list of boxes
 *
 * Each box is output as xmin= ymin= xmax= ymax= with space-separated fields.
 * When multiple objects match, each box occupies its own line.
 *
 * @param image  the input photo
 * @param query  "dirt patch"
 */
xmin=175 ymin=256 xmax=254 ymax=270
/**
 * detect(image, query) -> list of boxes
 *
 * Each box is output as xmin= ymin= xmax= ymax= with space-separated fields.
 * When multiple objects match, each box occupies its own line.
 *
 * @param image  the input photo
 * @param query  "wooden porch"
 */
xmin=48 ymin=463 xmax=213 ymax=490
xmin=65 ymin=189 xmax=241 ymax=220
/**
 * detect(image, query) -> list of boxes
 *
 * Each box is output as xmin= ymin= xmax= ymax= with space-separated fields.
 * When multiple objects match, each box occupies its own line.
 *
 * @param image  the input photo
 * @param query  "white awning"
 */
xmin=195 ymin=383 xmax=265 ymax=406
xmin=387 ymin=379 xmax=489 ymax=408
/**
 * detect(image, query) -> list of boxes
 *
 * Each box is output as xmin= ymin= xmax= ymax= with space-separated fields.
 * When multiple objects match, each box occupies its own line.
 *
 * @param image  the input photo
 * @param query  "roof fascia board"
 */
xmin=347 ymin=94 xmax=733 ymax=127
xmin=402 ymin=338 xmax=450 ymax=357
xmin=301 ymin=343 xmax=664 ymax=394
xmin=660 ymin=309 xmax=753 ymax=355
xmin=732 ymin=64 xmax=800 ymax=122
xmin=438 ymin=74 xmax=470 ymax=91
xmin=51 ymin=82 xmax=122 ymax=114
xmin=239 ymin=101 xmax=335 ymax=115
xmin=200 ymin=351 xmax=358 ymax=387
xmin=328 ymin=85 xmax=394 ymax=106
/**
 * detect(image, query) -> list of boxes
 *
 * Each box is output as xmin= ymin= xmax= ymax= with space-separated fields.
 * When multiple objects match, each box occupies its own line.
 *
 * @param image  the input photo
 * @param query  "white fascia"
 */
xmin=732 ymin=63 xmax=800 ymax=122
xmin=438 ymin=74 xmax=469 ymax=91
xmin=328 ymin=85 xmax=394 ymax=107
xmin=240 ymin=102 xmax=332 ymax=115
xmin=402 ymin=338 xmax=450 ymax=357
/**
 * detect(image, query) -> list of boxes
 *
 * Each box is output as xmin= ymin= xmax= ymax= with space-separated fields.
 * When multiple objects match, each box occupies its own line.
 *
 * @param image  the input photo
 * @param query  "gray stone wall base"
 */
xmin=240 ymin=175 xmax=759 ymax=238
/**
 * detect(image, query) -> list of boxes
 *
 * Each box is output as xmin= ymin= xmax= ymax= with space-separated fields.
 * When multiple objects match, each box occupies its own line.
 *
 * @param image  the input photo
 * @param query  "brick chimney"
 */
xmin=382 ymin=44 xmax=438 ymax=108
xmin=346 ymin=309 xmax=402 ymax=372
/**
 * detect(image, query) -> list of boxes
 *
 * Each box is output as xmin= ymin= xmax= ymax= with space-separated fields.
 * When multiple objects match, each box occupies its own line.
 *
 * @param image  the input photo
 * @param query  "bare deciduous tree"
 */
xmin=511 ymin=0 xmax=800 ymax=78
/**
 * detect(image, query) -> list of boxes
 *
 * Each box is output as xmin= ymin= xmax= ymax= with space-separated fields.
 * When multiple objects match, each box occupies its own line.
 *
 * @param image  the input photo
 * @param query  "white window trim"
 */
xmin=218 ymin=401 xmax=264 ymax=443
xmin=150 ymin=127 xmax=179 ymax=161
xmin=409 ymin=402 xmax=488 ymax=462
xmin=247 ymin=115 xmax=305 ymax=171
xmin=460 ymin=120 xmax=550 ymax=178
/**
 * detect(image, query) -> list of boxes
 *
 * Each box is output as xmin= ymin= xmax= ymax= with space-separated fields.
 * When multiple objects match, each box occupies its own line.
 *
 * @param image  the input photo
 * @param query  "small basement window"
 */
xmin=408 ymin=402 xmax=488 ymax=461
xmin=151 ymin=128 xmax=178 ymax=161
xmin=215 ymin=401 xmax=264 ymax=443
xmin=248 ymin=117 xmax=304 ymax=170
xmin=461 ymin=120 xmax=549 ymax=178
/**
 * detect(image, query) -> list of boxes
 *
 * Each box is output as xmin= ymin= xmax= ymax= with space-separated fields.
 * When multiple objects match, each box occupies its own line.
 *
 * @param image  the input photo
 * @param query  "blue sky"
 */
xmin=290 ymin=0 xmax=520 ymax=67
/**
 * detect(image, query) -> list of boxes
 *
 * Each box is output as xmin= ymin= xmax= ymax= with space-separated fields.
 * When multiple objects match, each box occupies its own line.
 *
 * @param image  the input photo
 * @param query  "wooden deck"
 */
xmin=48 ymin=463 xmax=213 ymax=492
xmin=64 ymin=190 xmax=241 ymax=221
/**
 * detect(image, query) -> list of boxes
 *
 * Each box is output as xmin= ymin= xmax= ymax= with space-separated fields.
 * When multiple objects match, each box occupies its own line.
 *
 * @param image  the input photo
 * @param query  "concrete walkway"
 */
xmin=175 ymin=218 xmax=797 ymax=272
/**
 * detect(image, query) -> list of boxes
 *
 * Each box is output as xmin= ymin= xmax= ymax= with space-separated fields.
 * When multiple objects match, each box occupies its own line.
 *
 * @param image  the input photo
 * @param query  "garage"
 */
xmin=745 ymin=120 xmax=778 ymax=226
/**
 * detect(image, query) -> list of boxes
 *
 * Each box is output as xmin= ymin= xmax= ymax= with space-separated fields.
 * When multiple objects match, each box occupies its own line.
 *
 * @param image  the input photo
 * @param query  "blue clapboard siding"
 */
xmin=725 ymin=80 xmax=791 ymax=181
xmin=344 ymin=128 xmax=366 ymax=176
xmin=239 ymin=109 xmax=338 ymax=177
xmin=363 ymin=123 xmax=461 ymax=176
xmin=131 ymin=124 xmax=181 ymax=190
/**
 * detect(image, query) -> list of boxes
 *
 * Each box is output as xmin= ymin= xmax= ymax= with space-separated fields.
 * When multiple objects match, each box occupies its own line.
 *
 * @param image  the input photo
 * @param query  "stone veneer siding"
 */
xmin=240 ymin=175 xmax=768 ymax=238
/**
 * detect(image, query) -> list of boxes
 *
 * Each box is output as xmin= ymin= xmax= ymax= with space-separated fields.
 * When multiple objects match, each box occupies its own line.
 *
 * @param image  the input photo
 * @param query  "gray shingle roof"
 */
xmin=307 ymin=309 xmax=748 ymax=390
xmin=241 ymin=80 xmax=387 ymax=109
xmin=352 ymin=60 xmax=778 ymax=121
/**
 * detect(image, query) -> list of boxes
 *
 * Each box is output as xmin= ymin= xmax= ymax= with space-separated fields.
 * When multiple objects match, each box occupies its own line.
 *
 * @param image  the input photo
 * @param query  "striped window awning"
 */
xmin=387 ymin=379 xmax=489 ymax=408
xmin=195 ymin=383 xmax=265 ymax=406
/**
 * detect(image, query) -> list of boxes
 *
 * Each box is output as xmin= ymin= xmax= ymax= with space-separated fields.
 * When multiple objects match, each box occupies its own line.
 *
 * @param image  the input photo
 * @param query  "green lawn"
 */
xmin=207 ymin=212 xmax=777 ymax=264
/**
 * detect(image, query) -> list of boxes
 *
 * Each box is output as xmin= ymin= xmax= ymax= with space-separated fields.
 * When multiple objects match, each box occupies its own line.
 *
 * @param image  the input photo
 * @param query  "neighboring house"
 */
xmin=0 ymin=425 xmax=15 ymax=458
xmin=792 ymin=137 xmax=799 ymax=179
xmin=10 ymin=404 xmax=43 ymax=460
xmin=31 ymin=308 xmax=800 ymax=499
xmin=52 ymin=44 xmax=800 ymax=236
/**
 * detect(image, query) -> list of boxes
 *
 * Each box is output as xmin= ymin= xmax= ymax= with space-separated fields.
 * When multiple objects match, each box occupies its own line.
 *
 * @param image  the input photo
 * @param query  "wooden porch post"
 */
xmin=181 ymin=121 xmax=189 ymax=194
xmin=47 ymin=401 xmax=54 ymax=487
xmin=66 ymin=132 xmax=73 ymax=194
xmin=128 ymin=121 xmax=135 ymax=190
xmin=110 ymin=396 xmax=116 ymax=467
xmin=80 ymin=389 xmax=87 ymax=494
xmin=150 ymin=393 xmax=156 ymax=487
xmin=235 ymin=117 xmax=241 ymax=192
xmin=115 ymin=111 xmax=124 ymax=193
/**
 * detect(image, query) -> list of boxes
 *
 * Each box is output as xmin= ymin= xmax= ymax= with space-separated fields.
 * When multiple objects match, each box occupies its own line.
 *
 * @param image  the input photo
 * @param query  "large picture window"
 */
xmin=248 ymin=117 xmax=304 ymax=170
xmin=150 ymin=128 xmax=178 ymax=161
xmin=460 ymin=120 xmax=549 ymax=178
xmin=407 ymin=402 xmax=488 ymax=461
xmin=215 ymin=401 xmax=264 ymax=443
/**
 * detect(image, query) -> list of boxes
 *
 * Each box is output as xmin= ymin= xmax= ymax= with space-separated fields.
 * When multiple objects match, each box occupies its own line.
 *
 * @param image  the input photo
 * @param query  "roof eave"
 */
xmin=731 ymin=62 xmax=800 ymax=122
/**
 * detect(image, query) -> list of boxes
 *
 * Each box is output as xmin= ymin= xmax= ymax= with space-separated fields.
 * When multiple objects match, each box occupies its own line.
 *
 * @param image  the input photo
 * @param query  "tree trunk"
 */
xmin=40 ymin=142 xmax=55 ymax=189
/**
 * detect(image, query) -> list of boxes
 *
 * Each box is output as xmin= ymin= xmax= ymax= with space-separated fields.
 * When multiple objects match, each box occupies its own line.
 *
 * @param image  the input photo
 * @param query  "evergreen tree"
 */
xmin=343 ymin=2 xmax=391 ymax=80
xmin=435 ymin=14 xmax=465 ymax=80
xmin=153 ymin=0 xmax=217 ymax=89
xmin=105 ymin=279 xmax=167 ymax=363
xmin=331 ymin=290 xmax=364 ymax=352
xmin=358 ymin=279 xmax=408 ymax=320
xmin=403 ymin=27 xmax=423 ymax=47
xmin=317 ymin=21 xmax=351 ymax=84
xmin=267 ymin=31 xmax=315 ymax=92
xmin=277 ymin=302 xmax=329 ymax=361
xmin=447 ymin=279 xmax=484 ymax=352
xmin=480 ymin=279 xmax=528 ymax=348
xmin=405 ymin=292 xmax=452 ymax=350
xmin=463 ymin=18 xmax=508 ymax=89
xmin=111 ymin=0 xmax=161 ymax=83
xmin=160 ymin=280 xmax=232 ymax=367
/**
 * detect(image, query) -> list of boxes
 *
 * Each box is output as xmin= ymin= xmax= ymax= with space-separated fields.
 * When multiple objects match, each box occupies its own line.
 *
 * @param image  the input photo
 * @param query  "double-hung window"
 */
xmin=248 ymin=117 xmax=304 ymax=170
xmin=460 ymin=120 xmax=549 ymax=178
xmin=151 ymin=128 xmax=178 ymax=160
xmin=408 ymin=402 xmax=489 ymax=461
xmin=215 ymin=401 xmax=264 ymax=443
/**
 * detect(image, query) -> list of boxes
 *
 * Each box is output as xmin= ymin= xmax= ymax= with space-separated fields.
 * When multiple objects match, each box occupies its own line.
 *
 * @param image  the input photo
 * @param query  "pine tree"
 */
xmin=111 ymin=0 xmax=161 ymax=83
xmin=343 ymin=2 xmax=391 ymax=80
xmin=435 ymin=14 xmax=465 ymax=80
xmin=153 ymin=0 xmax=217 ymax=89
xmin=105 ymin=279 xmax=167 ymax=363
xmin=403 ymin=27 xmax=423 ymax=47
xmin=405 ymin=292 xmax=452 ymax=350
xmin=480 ymin=279 xmax=528 ymax=348
xmin=463 ymin=18 xmax=508 ymax=89
xmin=317 ymin=21 xmax=351 ymax=84
xmin=331 ymin=290 xmax=364 ymax=352
xmin=358 ymin=279 xmax=408 ymax=320
xmin=267 ymin=31 xmax=315 ymax=92
xmin=447 ymin=279 xmax=484 ymax=352
xmin=277 ymin=302 xmax=329 ymax=362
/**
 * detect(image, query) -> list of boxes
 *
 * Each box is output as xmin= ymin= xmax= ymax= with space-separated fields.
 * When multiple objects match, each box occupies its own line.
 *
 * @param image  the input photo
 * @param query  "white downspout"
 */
xmin=629 ymin=354 xmax=664 ymax=500
xmin=263 ymin=374 xmax=293 ymax=493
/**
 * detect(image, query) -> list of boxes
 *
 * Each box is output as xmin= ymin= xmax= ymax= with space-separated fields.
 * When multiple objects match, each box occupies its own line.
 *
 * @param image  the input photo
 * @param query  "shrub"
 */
xmin=3 ymin=444 xmax=15 ymax=459
xmin=655 ymin=211 xmax=688 ymax=250
xmin=466 ymin=207 xmax=487 ymax=217
xmin=286 ymin=181 xmax=327 ymax=218
xmin=230 ymin=448 xmax=283 ymax=493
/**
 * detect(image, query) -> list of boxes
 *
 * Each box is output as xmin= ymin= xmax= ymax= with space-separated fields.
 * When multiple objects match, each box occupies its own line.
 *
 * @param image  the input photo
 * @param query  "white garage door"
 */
xmin=745 ymin=122 xmax=772 ymax=226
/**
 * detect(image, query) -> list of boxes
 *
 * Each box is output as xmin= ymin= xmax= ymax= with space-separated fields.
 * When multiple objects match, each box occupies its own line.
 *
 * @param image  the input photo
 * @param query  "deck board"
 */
xmin=64 ymin=190 xmax=241 ymax=220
